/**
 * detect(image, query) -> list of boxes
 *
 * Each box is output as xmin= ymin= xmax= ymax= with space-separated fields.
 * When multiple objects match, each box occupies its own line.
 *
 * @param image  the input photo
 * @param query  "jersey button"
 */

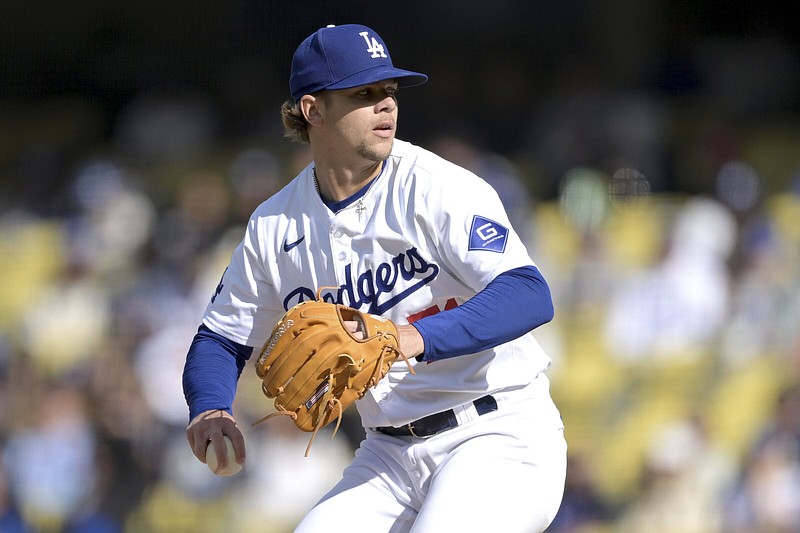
xmin=337 ymin=252 xmax=346 ymax=261
xmin=333 ymin=230 xmax=343 ymax=238
xmin=380 ymin=392 xmax=390 ymax=401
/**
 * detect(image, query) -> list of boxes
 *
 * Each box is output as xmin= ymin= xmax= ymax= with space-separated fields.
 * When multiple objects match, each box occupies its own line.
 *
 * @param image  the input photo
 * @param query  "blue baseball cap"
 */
xmin=289 ymin=24 xmax=428 ymax=102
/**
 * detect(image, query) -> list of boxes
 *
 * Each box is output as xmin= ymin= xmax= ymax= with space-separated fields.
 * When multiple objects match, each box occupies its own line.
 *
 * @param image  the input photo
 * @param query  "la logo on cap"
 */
xmin=360 ymin=31 xmax=387 ymax=58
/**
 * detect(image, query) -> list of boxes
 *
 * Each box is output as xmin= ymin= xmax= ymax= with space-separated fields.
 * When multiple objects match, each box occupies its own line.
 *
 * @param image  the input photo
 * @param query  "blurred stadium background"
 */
xmin=1 ymin=1 xmax=799 ymax=532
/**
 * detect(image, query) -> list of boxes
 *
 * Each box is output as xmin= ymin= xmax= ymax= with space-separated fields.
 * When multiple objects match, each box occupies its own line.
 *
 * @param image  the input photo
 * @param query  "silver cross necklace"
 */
xmin=313 ymin=167 xmax=378 ymax=221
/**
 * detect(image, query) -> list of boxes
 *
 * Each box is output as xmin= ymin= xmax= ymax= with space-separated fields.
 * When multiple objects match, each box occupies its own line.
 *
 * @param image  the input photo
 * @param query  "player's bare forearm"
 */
xmin=398 ymin=324 xmax=424 ymax=359
xmin=345 ymin=320 xmax=422 ymax=358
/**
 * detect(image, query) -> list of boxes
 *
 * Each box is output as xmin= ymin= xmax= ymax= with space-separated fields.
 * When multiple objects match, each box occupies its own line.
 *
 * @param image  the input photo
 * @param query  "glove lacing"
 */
xmin=252 ymin=344 xmax=416 ymax=456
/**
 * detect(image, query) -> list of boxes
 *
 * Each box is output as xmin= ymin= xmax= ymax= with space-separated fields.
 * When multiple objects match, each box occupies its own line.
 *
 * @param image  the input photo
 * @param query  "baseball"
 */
xmin=205 ymin=436 xmax=242 ymax=476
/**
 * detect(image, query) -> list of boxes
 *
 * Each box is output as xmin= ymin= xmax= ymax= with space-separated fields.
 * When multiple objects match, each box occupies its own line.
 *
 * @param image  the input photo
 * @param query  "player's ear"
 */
xmin=300 ymin=94 xmax=324 ymax=126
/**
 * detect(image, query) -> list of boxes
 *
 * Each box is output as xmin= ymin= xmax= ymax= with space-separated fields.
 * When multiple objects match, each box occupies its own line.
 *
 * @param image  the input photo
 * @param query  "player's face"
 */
xmin=320 ymin=80 xmax=399 ymax=162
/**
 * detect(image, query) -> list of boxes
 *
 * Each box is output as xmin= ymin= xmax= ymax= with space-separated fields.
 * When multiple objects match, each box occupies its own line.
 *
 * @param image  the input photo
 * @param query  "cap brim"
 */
xmin=325 ymin=66 xmax=428 ymax=92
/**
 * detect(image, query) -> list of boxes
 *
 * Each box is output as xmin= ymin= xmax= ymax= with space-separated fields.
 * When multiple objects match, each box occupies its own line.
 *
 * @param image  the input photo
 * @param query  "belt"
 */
xmin=375 ymin=395 xmax=498 ymax=438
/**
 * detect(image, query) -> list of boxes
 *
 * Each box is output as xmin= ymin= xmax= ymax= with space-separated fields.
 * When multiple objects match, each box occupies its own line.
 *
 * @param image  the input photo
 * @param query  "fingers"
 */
xmin=344 ymin=319 xmax=365 ymax=340
xmin=226 ymin=425 xmax=247 ymax=464
xmin=186 ymin=409 xmax=246 ymax=465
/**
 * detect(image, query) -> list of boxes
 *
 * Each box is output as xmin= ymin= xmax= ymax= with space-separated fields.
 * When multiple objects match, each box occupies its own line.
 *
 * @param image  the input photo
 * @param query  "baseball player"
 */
xmin=183 ymin=23 xmax=567 ymax=532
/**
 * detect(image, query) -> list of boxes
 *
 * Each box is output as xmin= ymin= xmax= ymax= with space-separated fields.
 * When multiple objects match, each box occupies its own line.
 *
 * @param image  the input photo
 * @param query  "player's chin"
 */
xmin=358 ymin=137 xmax=393 ymax=162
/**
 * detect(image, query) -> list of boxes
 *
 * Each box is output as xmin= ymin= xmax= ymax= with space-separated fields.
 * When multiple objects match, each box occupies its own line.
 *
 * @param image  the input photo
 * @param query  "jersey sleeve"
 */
xmin=201 ymin=215 xmax=281 ymax=347
xmin=412 ymin=265 xmax=553 ymax=361
xmin=417 ymin=165 xmax=534 ymax=290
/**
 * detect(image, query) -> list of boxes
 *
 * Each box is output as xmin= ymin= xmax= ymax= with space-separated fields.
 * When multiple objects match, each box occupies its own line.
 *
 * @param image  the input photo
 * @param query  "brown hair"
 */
xmin=280 ymin=92 xmax=329 ymax=144
xmin=280 ymin=99 xmax=309 ymax=144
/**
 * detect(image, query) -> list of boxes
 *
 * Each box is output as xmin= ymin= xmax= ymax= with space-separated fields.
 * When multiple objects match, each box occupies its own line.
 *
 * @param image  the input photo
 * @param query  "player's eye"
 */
xmin=350 ymin=84 xmax=397 ymax=102
xmin=351 ymin=88 xmax=376 ymax=101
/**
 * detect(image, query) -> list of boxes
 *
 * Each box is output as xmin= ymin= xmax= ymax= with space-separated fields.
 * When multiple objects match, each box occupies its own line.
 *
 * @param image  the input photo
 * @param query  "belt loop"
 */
xmin=452 ymin=401 xmax=478 ymax=425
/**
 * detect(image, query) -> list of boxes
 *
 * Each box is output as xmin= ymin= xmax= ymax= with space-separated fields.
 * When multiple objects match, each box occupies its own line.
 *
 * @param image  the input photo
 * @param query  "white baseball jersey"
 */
xmin=202 ymin=139 xmax=552 ymax=428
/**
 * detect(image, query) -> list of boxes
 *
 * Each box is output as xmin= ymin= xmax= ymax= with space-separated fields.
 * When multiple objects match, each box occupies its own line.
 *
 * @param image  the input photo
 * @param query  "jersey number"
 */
xmin=407 ymin=298 xmax=458 ymax=324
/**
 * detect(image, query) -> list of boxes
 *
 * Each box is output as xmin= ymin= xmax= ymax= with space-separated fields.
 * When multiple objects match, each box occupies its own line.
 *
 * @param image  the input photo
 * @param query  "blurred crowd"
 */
xmin=1 ymin=82 xmax=800 ymax=533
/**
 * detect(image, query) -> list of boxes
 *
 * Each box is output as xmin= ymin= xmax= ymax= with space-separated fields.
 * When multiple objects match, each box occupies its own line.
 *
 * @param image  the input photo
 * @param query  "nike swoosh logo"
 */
xmin=283 ymin=235 xmax=305 ymax=252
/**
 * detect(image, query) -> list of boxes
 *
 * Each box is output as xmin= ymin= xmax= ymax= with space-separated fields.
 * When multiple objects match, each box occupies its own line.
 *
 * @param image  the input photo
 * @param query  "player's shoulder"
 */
xmin=249 ymin=167 xmax=310 ymax=219
xmin=390 ymin=139 xmax=478 ymax=184
xmin=389 ymin=139 xmax=493 ymax=196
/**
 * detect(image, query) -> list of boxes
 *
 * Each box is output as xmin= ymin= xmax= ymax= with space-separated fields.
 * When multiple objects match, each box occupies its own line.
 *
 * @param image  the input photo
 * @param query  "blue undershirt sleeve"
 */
xmin=412 ymin=265 xmax=553 ymax=362
xmin=182 ymin=325 xmax=254 ymax=422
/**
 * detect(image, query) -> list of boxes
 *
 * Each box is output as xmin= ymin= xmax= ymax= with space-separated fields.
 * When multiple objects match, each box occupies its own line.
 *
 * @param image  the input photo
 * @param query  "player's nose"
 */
xmin=376 ymin=94 xmax=396 ymax=113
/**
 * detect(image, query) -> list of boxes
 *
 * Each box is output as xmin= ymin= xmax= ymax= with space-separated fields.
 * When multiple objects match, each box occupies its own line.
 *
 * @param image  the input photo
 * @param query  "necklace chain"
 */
xmin=312 ymin=166 xmax=378 ymax=221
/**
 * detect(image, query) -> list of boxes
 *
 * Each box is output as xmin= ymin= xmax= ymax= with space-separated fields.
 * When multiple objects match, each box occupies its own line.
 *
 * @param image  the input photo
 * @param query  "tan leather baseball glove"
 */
xmin=253 ymin=289 xmax=414 ymax=456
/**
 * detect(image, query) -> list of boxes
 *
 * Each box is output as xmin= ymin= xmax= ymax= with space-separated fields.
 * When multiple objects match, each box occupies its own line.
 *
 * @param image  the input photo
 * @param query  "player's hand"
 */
xmin=186 ymin=409 xmax=246 ymax=467
xmin=344 ymin=319 xmax=365 ymax=339
xmin=346 ymin=320 xmax=424 ymax=358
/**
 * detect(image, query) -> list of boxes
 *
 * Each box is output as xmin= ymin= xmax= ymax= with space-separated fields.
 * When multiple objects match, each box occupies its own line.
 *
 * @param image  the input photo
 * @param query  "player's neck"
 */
xmin=312 ymin=160 xmax=383 ymax=202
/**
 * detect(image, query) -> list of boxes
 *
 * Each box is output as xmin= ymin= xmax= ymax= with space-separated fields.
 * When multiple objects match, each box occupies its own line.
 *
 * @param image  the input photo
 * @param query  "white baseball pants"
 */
xmin=294 ymin=373 xmax=567 ymax=533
